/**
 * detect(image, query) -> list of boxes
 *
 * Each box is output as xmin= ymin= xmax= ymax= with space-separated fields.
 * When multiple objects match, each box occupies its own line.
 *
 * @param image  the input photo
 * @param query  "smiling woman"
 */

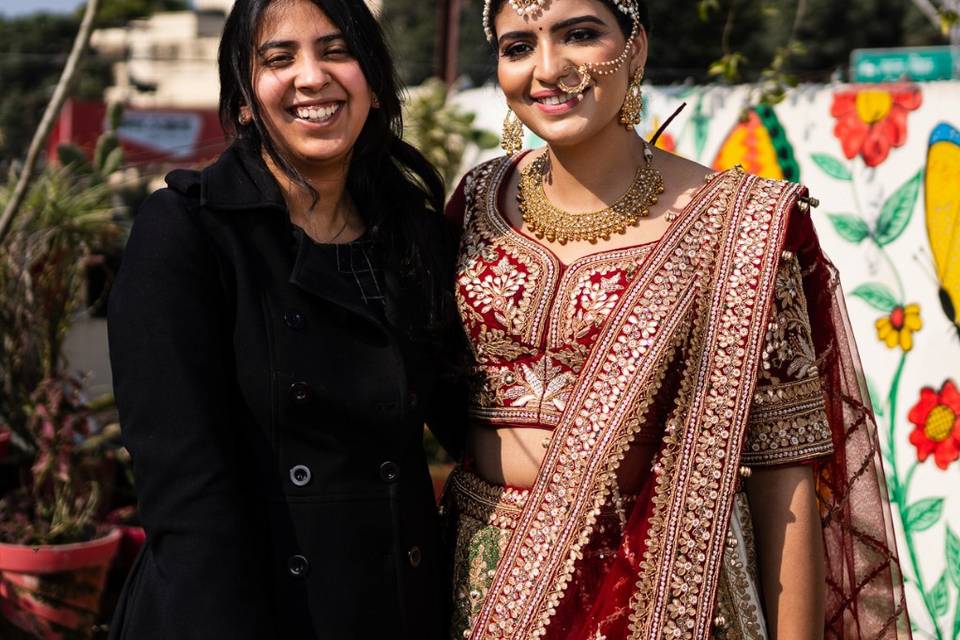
xmin=106 ymin=0 xmax=467 ymax=638
xmin=441 ymin=0 xmax=911 ymax=638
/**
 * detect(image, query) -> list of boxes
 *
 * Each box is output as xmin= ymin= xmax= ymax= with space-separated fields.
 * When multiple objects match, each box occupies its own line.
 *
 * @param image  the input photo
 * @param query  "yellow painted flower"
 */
xmin=875 ymin=304 xmax=922 ymax=351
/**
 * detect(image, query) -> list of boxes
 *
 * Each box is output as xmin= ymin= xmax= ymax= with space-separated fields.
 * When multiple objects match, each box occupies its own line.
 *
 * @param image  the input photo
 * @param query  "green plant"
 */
xmin=0 ymin=377 xmax=101 ymax=545
xmin=0 ymin=120 xmax=127 ymax=544
xmin=403 ymin=78 xmax=499 ymax=189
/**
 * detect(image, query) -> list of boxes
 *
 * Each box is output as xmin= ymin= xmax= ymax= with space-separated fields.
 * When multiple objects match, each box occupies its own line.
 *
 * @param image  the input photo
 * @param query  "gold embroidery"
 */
xmin=468 ymin=168 xmax=738 ymax=640
xmin=628 ymin=175 xmax=802 ymax=640
xmin=760 ymin=253 xmax=818 ymax=383
xmin=458 ymin=167 xmax=806 ymax=640
xmin=745 ymin=253 xmax=833 ymax=466
xmin=744 ymin=377 xmax=833 ymax=465
xmin=456 ymin=158 xmax=656 ymax=430
xmin=715 ymin=493 xmax=767 ymax=640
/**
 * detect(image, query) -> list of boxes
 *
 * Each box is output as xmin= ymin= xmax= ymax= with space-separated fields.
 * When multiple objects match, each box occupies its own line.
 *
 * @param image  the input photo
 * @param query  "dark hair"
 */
xmin=486 ymin=0 xmax=650 ymax=43
xmin=219 ymin=0 xmax=451 ymax=334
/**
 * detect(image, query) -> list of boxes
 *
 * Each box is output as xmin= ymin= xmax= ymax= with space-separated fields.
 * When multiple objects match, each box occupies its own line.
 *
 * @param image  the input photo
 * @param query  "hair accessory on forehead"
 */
xmin=483 ymin=0 xmax=640 ymax=43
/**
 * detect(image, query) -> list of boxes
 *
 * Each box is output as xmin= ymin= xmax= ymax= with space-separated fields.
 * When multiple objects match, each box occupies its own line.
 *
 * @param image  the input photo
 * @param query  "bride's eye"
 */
xmin=502 ymin=41 xmax=533 ymax=59
xmin=566 ymin=28 xmax=602 ymax=44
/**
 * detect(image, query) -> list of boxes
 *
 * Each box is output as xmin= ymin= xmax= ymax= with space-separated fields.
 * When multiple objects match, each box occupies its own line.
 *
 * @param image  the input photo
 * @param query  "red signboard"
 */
xmin=48 ymin=100 xmax=229 ymax=168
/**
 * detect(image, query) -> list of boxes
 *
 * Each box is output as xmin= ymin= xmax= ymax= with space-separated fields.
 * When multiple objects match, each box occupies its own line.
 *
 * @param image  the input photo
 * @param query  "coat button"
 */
xmin=379 ymin=461 xmax=400 ymax=482
xmin=287 ymin=554 xmax=310 ymax=578
xmin=408 ymin=392 xmax=419 ymax=411
xmin=289 ymin=382 xmax=312 ymax=405
xmin=283 ymin=310 xmax=305 ymax=330
xmin=289 ymin=464 xmax=312 ymax=487
xmin=407 ymin=546 xmax=422 ymax=568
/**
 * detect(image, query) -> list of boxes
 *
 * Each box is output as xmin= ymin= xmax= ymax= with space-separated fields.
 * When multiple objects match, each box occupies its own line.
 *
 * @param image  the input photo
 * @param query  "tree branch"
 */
xmin=0 ymin=0 xmax=102 ymax=245
xmin=910 ymin=0 xmax=946 ymax=30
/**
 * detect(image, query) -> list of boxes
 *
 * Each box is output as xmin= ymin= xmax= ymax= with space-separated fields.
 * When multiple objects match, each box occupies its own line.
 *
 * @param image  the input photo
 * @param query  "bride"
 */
xmin=442 ymin=0 xmax=910 ymax=638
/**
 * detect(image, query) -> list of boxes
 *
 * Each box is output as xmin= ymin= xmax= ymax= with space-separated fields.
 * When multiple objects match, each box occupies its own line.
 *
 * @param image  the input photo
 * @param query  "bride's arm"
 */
xmin=746 ymin=464 xmax=825 ymax=640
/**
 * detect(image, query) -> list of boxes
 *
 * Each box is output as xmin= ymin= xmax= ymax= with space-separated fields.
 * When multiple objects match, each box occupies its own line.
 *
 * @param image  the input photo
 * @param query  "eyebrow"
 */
xmin=257 ymin=32 xmax=345 ymax=55
xmin=497 ymin=15 xmax=607 ymax=45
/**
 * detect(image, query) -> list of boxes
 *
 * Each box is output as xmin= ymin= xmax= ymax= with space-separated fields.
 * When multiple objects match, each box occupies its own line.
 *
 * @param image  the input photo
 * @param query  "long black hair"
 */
xmin=486 ymin=0 xmax=650 ymax=42
xmin=218 ymin=0 xmax=452 ymax=335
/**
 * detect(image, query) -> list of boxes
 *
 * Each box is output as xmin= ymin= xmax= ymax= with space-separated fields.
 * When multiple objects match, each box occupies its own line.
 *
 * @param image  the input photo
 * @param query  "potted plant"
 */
xmin=0 ymin=377 xmax=122 ymax=639
xmin=0 ymin=113 xmax=129 ymax=638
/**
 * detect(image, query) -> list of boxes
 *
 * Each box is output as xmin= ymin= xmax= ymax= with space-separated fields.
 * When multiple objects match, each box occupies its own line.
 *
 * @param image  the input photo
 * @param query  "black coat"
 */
xmin=107 ymin=144 xmax=465 ymax=640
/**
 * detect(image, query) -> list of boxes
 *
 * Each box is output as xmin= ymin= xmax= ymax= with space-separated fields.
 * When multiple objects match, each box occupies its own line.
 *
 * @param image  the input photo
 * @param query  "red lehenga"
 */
xmin=443 ymin=154 xmax=910 ymax=640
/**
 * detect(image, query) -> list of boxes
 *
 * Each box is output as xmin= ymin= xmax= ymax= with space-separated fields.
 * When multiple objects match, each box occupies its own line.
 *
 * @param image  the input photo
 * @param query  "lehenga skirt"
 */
xmin=442 ymin=465 xmax=769 ymax=640
xmin=443 ymin=465 xmax=641 ymax=639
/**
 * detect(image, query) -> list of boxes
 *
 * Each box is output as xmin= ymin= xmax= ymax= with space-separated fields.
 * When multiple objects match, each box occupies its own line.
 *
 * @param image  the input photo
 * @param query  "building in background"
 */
xmin=91 ymin=7 xmax=226 ymax=109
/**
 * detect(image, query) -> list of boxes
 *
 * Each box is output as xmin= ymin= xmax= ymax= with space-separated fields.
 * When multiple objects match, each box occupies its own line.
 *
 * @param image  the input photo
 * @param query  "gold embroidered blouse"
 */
xmin=450 ymin=157 xmax=833 ymax=466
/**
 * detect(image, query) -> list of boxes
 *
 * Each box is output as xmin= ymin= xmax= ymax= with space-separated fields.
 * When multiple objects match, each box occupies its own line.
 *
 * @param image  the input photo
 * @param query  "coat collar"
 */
xmin=199 ymin=141 xmax=287 ymax=213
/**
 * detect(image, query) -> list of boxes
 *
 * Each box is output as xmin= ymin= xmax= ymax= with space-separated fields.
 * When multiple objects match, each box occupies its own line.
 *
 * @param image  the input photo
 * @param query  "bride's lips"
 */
xmin=530 ymin=87 xmax=589 ymax=114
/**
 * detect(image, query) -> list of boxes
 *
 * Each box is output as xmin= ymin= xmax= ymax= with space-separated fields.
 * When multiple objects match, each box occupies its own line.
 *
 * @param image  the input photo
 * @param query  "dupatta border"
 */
xmin=630 ymin=176 xmax=802 ymax=639
xmin=468 ymin=166 xmax=746 ymax=639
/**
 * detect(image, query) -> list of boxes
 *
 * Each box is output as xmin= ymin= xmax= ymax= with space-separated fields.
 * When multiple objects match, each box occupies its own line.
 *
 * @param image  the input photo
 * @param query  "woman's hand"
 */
xmin=746 ymin=464 xmax=825 ymax=640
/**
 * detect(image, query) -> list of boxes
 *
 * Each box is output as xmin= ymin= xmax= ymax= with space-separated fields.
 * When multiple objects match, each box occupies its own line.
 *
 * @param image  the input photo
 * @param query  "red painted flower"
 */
xmin=908 ymin=380 xmax=960 ymax=470
xmin=830 ymin=85 xmax=921 ymax=167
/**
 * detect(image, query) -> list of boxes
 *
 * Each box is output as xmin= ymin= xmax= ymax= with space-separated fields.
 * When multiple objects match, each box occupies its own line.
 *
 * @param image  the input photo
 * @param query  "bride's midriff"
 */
xmin=468 ymin=424 xmax=657 ymax=494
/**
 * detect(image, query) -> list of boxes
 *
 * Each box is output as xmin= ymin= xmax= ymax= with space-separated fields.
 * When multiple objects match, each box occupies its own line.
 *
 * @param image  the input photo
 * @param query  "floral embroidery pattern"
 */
xmin=830 ymin=85 xmax=921 ymax=168
xmin=874 ymin=303 xmax=923 ymax=352
xmin=455 ymin=159 xmax=655 ymax=430
xmin=907 ymin=380 xmax=960 ymax=470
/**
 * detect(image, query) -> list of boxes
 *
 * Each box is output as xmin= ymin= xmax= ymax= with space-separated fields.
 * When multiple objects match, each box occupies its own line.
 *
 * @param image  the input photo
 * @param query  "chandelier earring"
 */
xmin=619 ymin=68 xmax=645 ymax=129
xmin=501 ymin=108 xmax=524 ymax=157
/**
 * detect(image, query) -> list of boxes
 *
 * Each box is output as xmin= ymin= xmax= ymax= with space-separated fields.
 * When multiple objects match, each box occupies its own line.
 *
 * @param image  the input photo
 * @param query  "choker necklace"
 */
xmin=517 ymin=143 xmax=665 ymax=245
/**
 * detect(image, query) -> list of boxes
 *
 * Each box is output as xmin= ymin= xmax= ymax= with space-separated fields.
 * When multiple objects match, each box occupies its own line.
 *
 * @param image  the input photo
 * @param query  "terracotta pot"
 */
xmin=104 ymin=506 xmax=146 ymax=572
xmin=0 ymin=528 xmax=121 ymax=639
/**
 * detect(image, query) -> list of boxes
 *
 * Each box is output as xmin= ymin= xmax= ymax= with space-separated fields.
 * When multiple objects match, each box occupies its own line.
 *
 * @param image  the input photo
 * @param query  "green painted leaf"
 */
xmin=850 ymin=283 xmax=900 ymax=313
xmin=811 ymin=153 xmax=853 ymax=181
xmin=827 ymin=213 xmax=870 ymax=244
xmin=875 ymin=171 xmax=922 ymax=247
xmin=928 ymin=572 xmax=949 ymax=618
xmin=947 ymin=527 xmax=960 ymax=588
xmin=905 ymin=498 xmax=944 ymax=532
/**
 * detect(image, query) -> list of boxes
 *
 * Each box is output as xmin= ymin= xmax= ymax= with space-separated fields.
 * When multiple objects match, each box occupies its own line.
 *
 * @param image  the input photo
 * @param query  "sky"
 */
xmin=0 ymin=0 xmax=83 ymax=15
xmin=0 ymin=1 xmax=194 ymax=16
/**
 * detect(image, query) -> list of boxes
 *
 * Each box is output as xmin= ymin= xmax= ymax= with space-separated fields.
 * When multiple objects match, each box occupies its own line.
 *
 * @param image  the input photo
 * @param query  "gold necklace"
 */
xmin=517 ymin=145 xmax=665 ymax=245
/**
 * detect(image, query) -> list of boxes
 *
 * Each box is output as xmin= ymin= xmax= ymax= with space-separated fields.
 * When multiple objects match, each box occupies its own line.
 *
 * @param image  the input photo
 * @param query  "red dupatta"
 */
xmin=464 ymin=168 xmax=909 ymax=640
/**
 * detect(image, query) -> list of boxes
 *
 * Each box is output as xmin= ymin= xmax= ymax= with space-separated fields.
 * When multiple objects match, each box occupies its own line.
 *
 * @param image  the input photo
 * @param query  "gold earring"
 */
xmin=501 ymin=108 xmax=524 ymax=157
xmin=238 ymin=110 xmax=252 ymax=125
xmin=619 ymin=68 xmax=644 ymax=129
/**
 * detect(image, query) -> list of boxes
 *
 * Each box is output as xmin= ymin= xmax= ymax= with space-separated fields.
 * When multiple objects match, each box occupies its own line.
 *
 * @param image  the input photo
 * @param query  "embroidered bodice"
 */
xmin=450 ymin=156 xmax=834 ymax=465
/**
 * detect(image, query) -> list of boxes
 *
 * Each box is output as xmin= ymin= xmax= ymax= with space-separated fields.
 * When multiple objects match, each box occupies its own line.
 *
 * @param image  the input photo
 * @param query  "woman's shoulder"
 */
xmin=655 ymin=148 xmax=816 ymax=254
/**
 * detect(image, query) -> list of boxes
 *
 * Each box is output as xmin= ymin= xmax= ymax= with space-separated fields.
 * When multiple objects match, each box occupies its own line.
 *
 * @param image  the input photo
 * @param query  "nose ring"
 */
xmin=558 ymin=64 xmax=593 ymax=96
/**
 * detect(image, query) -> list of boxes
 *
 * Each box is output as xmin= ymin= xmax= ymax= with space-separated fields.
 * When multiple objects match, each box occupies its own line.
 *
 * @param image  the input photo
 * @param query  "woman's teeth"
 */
xmin=538 ymin=92 xmax=581 ymax=105
xmin=294 ymin=103 xmax=340 ymax=122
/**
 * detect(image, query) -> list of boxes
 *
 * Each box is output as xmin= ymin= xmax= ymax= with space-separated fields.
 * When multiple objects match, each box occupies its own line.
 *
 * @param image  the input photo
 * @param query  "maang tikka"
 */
xmin=484 ymin=0 xmax=643 ymax=100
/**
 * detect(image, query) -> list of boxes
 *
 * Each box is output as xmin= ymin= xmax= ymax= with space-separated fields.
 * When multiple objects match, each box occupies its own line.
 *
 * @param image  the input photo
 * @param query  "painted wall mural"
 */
xmin=453 ymin=79 xmax=960 ymax=638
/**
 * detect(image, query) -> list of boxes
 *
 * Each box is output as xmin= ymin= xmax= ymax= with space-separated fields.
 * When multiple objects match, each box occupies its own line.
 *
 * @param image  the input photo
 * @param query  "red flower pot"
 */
xmin=0 ymin=528 xmax=122 ymax=639
xmin=105 ymin=506 xmax=146 ymax=572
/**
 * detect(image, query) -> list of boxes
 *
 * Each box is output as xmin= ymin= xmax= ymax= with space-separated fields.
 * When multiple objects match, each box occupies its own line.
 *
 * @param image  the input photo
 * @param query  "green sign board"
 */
xmin=852 ymin=47 xmax=959 ymax=83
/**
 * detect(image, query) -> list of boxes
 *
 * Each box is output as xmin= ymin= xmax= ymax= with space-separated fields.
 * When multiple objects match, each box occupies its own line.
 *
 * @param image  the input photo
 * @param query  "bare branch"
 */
xmin=0 ymin=0 xmax=102 ymax=244
xmin=910 ymin=0 xmax=946 ymax=30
